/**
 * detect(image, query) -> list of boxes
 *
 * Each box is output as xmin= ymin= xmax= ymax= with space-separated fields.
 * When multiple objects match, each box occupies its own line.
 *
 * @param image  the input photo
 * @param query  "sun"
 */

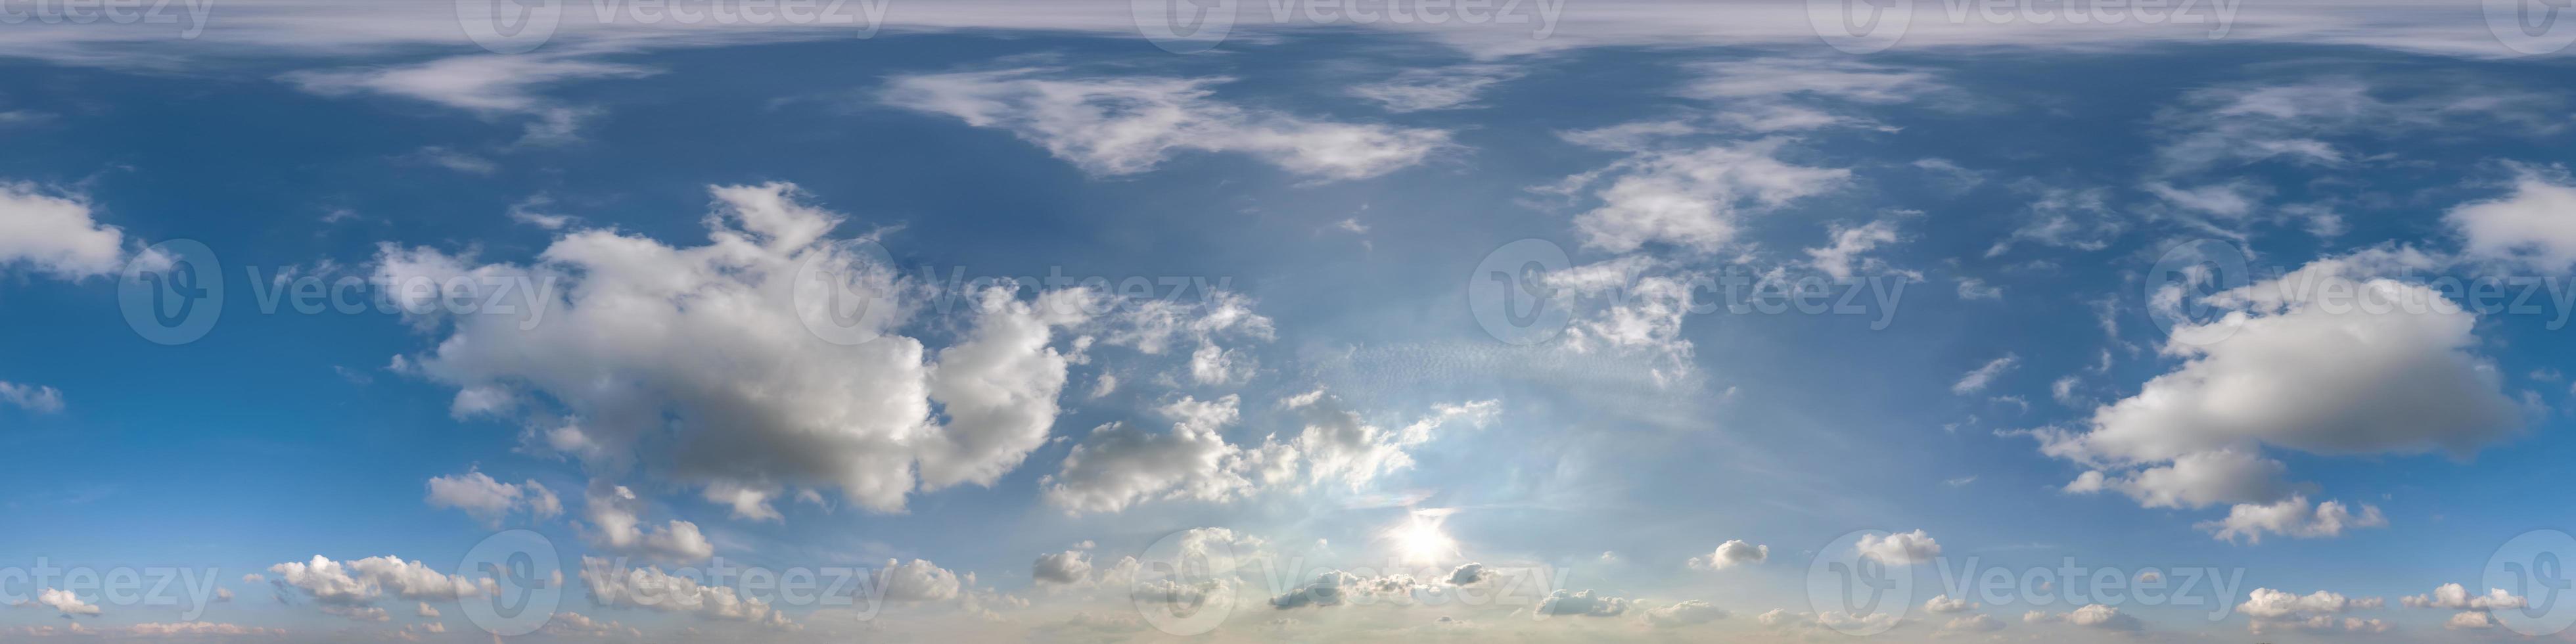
xmin=1384 ymin=509 xmax=1460 ymax=564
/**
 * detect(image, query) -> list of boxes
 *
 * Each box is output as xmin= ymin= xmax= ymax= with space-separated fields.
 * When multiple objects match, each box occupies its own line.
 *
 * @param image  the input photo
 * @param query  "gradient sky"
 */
xmin=4 ymin=1 xmax=2576 ymax=642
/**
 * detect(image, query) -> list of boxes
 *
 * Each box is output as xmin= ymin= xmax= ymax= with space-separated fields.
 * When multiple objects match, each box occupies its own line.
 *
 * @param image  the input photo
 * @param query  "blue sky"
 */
xmin=5 ymin=1 xmax=2576 ymax=641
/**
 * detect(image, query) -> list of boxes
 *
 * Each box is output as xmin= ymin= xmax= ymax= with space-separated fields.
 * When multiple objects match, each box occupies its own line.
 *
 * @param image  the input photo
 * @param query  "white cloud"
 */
xmin=2447 ymin=610 xmax=2498 ymax=630
xmin=1939 ymin=613 xmax=2004 ymax=633
xmin=0 ymin=183 xmax=146 ymax=280
xmin=2061 ymin=604 xmax=2143 ymax=631
xmin=424 ymin=470 xmax=562 ymax=527
xmin=384 ymin=182 xmax=1132 ymax=515
xmin=1686 ymin=540 xmax=1767 ymax=570
xmin=1922 ymin=595 xmax=1977 ymax=614
xmin=879 ymin=559 xmax=966 ymax=602
xmin=1643 ymin=599 xmax=1727 ymax=627
xmin=583 ymin=484 xmax=715 ymax=563
xmin=2238 ymin=588 xmax=2355 ymax=618
xmin=2039 ymin=252 xmax=2516 ymax=538
xmin=580 ymin=557 xmax=791 ymax=625
xmin=2197 ymin=495 xmax=2387 ymax=543
xmin=882 ymin=68 xmax=1449 ymax=180
xmin=1041 ymin=395 xmax=1255 ymax=514
xmin=2402 ymin=584 xmax=2526 ymax=610
xmin=284 ymin=55 xmax=651 ymax=114
xmin=265 ymin=555 xmax=490 ymax=609
xmin=1551 ymin=137 xmax=1849 ymax=254
xmin=1950 ymin=354 xmax=2017 ymax=395
xmin=1032 ymin=550 xmax=1092 ymax=585
xmin=0 ymin=382 xmax=66 ymax=414
xmin=26 ymin=588 xmax=100 ymax=617
xmin=1348 ymin=64 xmax=1521 ymax=112
xmin=2449 ymin=165 xmax=2576 ymax=271
xmin=1805 ymin=219 xmax=1904 ymax=281
xmin=1985 ymin=183 xmax=2123 ymax=258
xmin=1856 ymin=530 xmax=1940 ymax=564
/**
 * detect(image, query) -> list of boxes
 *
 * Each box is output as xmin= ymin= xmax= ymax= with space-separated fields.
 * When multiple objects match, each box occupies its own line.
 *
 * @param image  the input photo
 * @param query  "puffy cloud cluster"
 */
xmin=384 ymin=183 xmax=1265 ymax=518
xmin=2401 ymin=584 xmax=2525 ymax=611
xmin=24 ymin=588 xmax=100 ymax=617
xmin=1642 ymin=599 xmax=1726 ymax=627
xmin=1686 ymin=540 xmax=1767 ymax=570
xmin=2041 ymin=252 xmax=2518 ymax=541
xmin=1269 ymin=571 xmax=1422 ymax=609
xmin=0 ymin=182 xmax=152 ymax=280
xmin=1044 ymin=392 xmax=1496 ymax=514
xmin=582 ymin=484 xmax=714 ymax=563
xmin=1548 ymin=136 xmax=1849 ymax=254
xmin=1534 ymin=589 xmax=1628 ymax=617
xmin=881 ymin=68 xmax=1450 ymax=180
xmin=1921 ymin=595 xmax=1977 ymax=614
xmin=424 ymin=469 xmax=562 ymax=527
xmin=265 ymin=555 xmax=490 ymax=622
xmin=578 ymin=557 xmax=794 ymax=628
xmin=2450 ymin=164 xmax=2576 ymax=271
xmin=1032 ymin=550 xmax=1093 ymax=585
xmin=1856 ymin=530 xmax=1941 ymax=565
xmin=2238 ymin=587 xmax=2387 ymax=633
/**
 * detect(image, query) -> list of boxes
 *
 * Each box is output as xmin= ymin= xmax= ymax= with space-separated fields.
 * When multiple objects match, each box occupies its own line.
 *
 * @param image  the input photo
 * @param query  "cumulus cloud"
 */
xmin=2036 ymin=252 xmax=2516 ymax=540
xmin=879 ymin=559 xmax=965 ymax=602
xmin=1535 ymin=589 xmax=1629 ymax=617
xmin=384 ymin=182 xmax=1191 ymax=516
xmin=1856 ymin=530 xmax=1941 ymax=564
xmin=0 ymin=182 xmax=149 ymax=280
xmin=1643 ymin=599 xmax=1726 ymax=627
xmin=2450 ymin=164 xmax=2576 ymax=271
xmin=2401 ymin=584 xmax=2525 ymax=611
xmin=23 ymin=588 xmax=100 ymax=618
xmin=1042 ymin=395 xmax=1256 ymax=514
xmin=1922 ymin=595 xmax=1977 ymax=614
xmin=578 ymin=557 xmax=793 ymax=628
xmin=1687 ymin=540 xmax=1767 ymax=570
xmin=265 ymin=555 xmax=490 ymax=620
xmin=1033 ymin=550 xmax=1093 ymax=585
xmin=2197 ymin=495 xmax=2387 ymax=543
xmin=1270 ymin=571 xmax=1423 ymax=609
xmin=882 ymin=68 xmax=1448 ymax=180
xmin=582 ymin=484 xmax=714 ymax=563
xmin=424 ymin=470 xmax=562 ymax=527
